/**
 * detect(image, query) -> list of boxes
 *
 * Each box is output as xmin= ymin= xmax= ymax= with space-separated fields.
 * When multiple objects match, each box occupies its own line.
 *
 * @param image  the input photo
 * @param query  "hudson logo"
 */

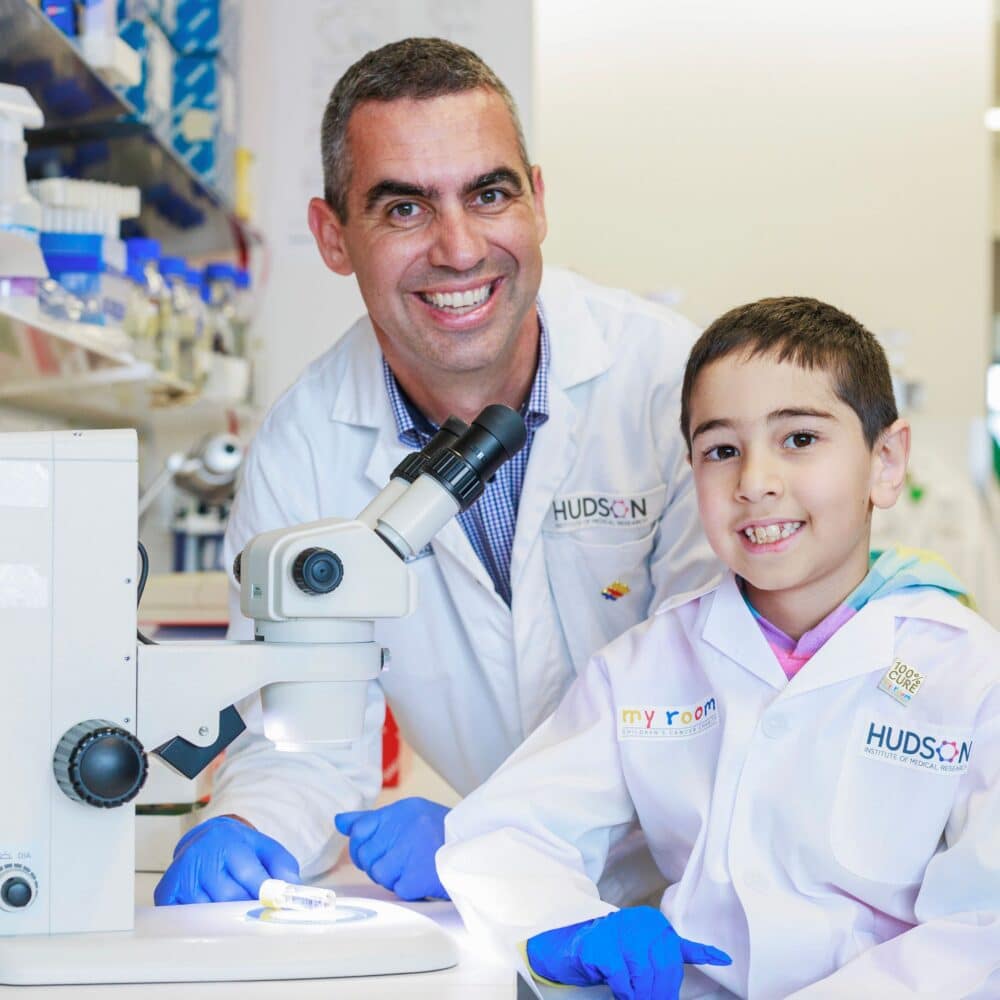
xmin=862 ymin=720 xmax=972 ymax=775
xmin=548 ymin=486 xmax=665 ymax=531
xmin=618 ymin=696 xmax=719 ymax=740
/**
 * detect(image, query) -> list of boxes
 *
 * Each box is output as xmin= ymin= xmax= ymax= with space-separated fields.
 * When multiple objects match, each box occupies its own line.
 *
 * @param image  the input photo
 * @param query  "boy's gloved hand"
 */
xmin=526 ymin=906 xmax=732 ymax=1000
xmin=334 ymin=797 xmax=450 ymax=901
xmin=154 ymin=815 xmax=300 ymax=905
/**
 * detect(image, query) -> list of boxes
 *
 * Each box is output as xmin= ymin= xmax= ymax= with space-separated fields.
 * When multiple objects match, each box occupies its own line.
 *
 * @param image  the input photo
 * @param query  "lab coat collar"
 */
xmin=701 ymin=574 xmax=789 ymax=691
xmin=537 ymin=267 xmax=614 ymax=391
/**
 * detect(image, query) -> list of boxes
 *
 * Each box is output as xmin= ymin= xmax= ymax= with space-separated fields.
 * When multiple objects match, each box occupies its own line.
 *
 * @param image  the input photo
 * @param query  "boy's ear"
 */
xmin=870 ymin=419 xmax=911 ymax=510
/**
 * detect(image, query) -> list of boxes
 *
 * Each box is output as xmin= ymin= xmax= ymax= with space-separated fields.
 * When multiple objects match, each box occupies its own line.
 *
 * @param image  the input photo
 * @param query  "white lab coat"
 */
xmin=205 ymin=267 xmax=720 ymax=883
xmin=438 ymin=575 xmax=1000 ymax=999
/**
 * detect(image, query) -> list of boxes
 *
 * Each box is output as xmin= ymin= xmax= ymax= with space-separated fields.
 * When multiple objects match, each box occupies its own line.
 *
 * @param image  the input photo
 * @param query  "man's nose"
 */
xmin=735 ymin=449 xmax=783 ymax=503
xmin=427 ymin=207 xmax=488 ymax=272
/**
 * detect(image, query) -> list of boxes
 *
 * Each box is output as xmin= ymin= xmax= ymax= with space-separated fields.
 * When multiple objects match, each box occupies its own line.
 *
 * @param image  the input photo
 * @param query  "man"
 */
xmin=155 ymin=37 xmax=718 ymax=907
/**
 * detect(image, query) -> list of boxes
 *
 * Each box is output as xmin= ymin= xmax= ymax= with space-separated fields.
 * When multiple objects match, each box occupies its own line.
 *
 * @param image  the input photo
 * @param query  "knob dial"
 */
xmin=291 ymin=548 xmax=344 ymax=595
xmin=53 ymin=720 xmax=147 ymax=808
xmin=232 ymin=551 xmax=242 ymax=582
xmin=0 ymin=865 xmax=37 ymax=911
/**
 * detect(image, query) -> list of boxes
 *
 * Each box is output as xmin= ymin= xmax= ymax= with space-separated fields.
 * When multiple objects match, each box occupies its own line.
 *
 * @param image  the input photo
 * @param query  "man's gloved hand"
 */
xmin=334 ymin=797 xmax=450 ymax=901
xmin=154 ymin=816 xmax=300 ymax=905
xmin=526 ymin=906 xmax=732 ymax=1000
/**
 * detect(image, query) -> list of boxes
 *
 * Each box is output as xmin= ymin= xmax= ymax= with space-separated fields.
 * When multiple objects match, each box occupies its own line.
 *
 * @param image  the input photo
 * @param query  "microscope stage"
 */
xmin=0 ymin=897 xmax=458 ymax=985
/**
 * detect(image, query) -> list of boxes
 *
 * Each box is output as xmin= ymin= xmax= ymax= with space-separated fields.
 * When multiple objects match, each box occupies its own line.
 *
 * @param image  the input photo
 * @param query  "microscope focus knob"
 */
xmin=0 ymin=865 xmax=37 ymax=911
xmin=52 ymin=721 xmax=148 ymax=808
xmin=232 ymin=551 xmax=242 ymax=582
xmin=291 ymin=547 xmax=344 ymax=595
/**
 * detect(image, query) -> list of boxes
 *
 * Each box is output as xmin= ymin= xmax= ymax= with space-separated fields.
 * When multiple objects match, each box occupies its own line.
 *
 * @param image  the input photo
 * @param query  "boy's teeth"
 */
xmin=423 ymin=283 xmax=491 ymax=311
xmin=743 ymin=522 xmax=802 ymax=544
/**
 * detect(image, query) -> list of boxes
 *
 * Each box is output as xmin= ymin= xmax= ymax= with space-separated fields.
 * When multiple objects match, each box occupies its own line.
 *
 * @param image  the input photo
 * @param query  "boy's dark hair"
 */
xmin=680 ymin=297 xmax=898 ymax=452
xmin=321 ymin=37 xmax=532 ymax=221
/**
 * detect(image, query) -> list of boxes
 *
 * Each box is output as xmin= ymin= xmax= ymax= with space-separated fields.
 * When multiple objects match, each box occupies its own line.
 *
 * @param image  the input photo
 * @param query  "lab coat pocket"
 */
xmin=543 ymin=527 xmax=657 ymax=672
xmin=830 ymin=713 xmax=969 ymax=885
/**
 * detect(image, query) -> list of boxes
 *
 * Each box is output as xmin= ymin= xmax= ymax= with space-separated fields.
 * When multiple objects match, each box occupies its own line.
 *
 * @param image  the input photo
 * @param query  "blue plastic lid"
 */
xmin=204 ymin=262 xmax=236 ymax=283
xmin=40 ymin=232 xmax=102 ymax=256
xmin=158 ymin=256 xmax=187 ymax=277
xmin=45 ymin=253 xmax=104 ymax=275
xmin=126 ymin=237 xmax=160 ymax=264
xmin=234 ymin=268 xmax=250 ymax=290
xmin=185 ymin=267 xmax=204 ymax=290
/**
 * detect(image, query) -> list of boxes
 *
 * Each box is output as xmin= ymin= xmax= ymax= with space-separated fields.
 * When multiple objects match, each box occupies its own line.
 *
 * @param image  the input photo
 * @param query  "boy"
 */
xmin=436 ymin=297 xmax=1000 ymax=999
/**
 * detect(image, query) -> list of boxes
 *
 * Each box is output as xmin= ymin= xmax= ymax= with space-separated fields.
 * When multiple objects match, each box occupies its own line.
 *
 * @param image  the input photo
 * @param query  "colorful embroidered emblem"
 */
xmin=601 ymin=580 xmax=630 ymax=601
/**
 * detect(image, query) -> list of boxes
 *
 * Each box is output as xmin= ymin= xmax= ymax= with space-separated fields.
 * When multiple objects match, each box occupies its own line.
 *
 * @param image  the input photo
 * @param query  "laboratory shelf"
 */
xmin=0 ymin=300 xmax=201 ymax=425
xmin=0 ymin=0 xmax=254 ymax=257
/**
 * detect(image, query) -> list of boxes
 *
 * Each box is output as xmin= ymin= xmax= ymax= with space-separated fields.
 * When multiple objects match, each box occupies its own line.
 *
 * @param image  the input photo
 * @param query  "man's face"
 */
xmin=310 ymin=88 xmax=547 ymax=381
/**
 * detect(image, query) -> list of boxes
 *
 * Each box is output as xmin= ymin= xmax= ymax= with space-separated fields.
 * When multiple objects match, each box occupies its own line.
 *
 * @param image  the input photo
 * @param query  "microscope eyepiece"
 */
xmin=424 ymin=404 xmax=527 ymax=512
xmin=389 ymin=416 xmax=469 ymax=485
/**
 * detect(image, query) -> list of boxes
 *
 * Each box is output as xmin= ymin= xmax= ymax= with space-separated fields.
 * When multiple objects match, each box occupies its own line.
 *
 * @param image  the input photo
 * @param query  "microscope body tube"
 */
xmin=375 ymin=475 xmax=461 ymax=559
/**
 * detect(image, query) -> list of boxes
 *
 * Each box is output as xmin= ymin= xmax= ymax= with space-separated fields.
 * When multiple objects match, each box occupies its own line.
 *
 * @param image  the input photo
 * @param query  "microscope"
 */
xmin=0 ymin=406 xmax=525 ymax=985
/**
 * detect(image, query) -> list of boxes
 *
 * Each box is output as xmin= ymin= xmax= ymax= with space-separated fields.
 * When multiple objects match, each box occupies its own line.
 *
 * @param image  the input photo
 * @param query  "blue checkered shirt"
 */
xmin=382 ymin=320 xmax=550 ymax=606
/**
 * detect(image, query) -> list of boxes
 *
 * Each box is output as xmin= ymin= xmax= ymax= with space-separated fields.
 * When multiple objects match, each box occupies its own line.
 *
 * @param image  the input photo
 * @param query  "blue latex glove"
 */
xmin=334 ymin=797 xmax=450 ymax=901
xmin=154 ymin=816 xmax=300 ymax=906
xmin=526 ymin=906 xmax=732 ymax=1000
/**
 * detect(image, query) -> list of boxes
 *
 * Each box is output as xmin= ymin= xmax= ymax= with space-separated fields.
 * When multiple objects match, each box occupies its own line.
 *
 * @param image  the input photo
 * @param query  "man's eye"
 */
xmin=388 ymin=202 xmax=424 ymax=221
xmin=474 ymin=189 xmax=508 ymax=208
xmin=783 ymin=432 xmax=817 ymax=449
xmin=704 ymin=444 xmax=739 ymax=461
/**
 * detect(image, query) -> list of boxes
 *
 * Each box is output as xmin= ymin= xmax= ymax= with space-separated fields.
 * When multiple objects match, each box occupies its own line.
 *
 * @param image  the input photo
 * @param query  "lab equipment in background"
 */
xmin=77 ymin=0 xmax=142 ymax=91
xmin=157 ymin=256 xmax=202 ymax=381
xmin=0 ymin=84 xmax=46 ymax=300
xmin=200 ymin=261 xmax=252 ymax=402
xmin=138 ymin=431 xmax=243 ymax=572
xmin=0 ymin=404 xmax=524 ymax=983
xmin=259 ymin=879 xmax=336 ymax=912
xmin=122 ymin=237 xmax=164 ymax=364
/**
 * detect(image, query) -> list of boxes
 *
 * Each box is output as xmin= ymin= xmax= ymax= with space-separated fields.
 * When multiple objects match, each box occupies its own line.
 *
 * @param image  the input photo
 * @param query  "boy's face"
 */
xmin=687 ymin=352 xmax=909 ymax=635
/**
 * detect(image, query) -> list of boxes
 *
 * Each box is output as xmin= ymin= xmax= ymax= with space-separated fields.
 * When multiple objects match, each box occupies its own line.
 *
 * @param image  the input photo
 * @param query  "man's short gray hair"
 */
xmin=321 ymin=37 xmax=532 ymax=220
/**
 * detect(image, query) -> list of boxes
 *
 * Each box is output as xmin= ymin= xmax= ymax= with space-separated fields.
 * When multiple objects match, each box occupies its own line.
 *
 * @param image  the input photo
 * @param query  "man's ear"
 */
xmin=307 ymin=197 xmax=354 ymax=276
xmin=530 ymin=165 xmax=547 ymax=244
xmin=870 ymin=419 xmax=911 ymax=510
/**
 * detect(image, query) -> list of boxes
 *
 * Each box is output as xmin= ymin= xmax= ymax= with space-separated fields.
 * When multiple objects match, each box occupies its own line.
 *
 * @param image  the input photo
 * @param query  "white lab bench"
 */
xmin=0 ymin=864 xmax=611 ymax=1000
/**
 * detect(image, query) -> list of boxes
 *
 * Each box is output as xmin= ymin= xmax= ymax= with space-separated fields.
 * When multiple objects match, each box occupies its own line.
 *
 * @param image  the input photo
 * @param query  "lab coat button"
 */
xmin=761 ymin=714 xmax=790 ymax=739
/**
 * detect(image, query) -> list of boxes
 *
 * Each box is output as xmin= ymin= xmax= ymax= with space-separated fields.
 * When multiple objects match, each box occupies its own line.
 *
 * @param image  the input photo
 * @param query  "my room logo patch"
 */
xmin=618 ymin=695 xmax=719 ymax=740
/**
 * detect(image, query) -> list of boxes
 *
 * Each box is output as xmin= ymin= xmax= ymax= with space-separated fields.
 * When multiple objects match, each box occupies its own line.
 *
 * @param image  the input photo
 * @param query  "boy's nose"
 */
xmin=735 ymin=452 xmax=783 ymax=503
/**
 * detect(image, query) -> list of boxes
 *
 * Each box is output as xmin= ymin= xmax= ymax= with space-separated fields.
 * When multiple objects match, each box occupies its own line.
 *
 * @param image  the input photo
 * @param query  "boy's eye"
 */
xmin=783 ymin=432 xmax=817 ymax=449
xmin=704 ymin=444 xmax=739 ymax=462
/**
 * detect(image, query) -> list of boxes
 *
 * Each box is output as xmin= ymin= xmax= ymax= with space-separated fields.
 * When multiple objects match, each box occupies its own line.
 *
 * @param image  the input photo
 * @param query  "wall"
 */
xmin=535 ymin=0 xmax=993 ymax=422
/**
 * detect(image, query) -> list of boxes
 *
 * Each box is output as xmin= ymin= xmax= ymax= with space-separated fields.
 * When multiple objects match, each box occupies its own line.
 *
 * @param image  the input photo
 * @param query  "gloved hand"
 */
xmin=526 ymin=906 xmax=732 ymax=1000
xmin=334 ymin=797 xmax=450 ymax=901
xmin=154 ymin=815 xmax=300 ymax=905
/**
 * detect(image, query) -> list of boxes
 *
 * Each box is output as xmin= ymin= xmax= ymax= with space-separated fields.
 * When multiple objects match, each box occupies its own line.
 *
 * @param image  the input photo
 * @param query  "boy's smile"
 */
xmin=687 ymin=352 xmax=909 ymax=638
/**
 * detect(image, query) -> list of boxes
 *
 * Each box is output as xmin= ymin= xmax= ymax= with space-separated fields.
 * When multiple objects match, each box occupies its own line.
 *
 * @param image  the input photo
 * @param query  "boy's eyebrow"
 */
xmin=767 ymin=407 xmax=836 ymax=423
xmin=691 ymin=407 xmax=836 ymax=442
xmin=364 ymin=179 xmax=439 ymax=212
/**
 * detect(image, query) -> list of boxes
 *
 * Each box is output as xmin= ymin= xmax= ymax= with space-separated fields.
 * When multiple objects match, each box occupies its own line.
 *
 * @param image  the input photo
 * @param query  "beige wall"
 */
xmin=536 ymin=0 xmax=993 ymax=420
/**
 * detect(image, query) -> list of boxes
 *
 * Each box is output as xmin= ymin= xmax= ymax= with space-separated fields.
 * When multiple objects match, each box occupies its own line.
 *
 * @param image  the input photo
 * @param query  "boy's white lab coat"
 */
xmin=439 ymin=574 xmax=1000 ymax=999
xmin=205 ymin=267 xmax=719 ymax=884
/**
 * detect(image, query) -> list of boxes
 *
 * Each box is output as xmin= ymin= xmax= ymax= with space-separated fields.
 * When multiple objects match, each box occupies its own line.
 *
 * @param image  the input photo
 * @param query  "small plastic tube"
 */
xmin=258 ymin=879 xmax=337 ymax=912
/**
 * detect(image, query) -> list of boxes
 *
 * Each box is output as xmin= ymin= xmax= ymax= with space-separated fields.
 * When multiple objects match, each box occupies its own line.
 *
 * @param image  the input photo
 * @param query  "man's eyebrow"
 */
xmin=463 ymin=168 xmax=524 ymax=197
xmin=767 ymin=407 xmax=836 ymax=422
xmin=364 ymin=180 xmax=438 ymax=213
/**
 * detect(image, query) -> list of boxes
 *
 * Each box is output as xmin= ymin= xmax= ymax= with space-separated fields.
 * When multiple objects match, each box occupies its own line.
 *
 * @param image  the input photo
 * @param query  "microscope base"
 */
xmin=0 ymin=897 xmax=458 ymax=984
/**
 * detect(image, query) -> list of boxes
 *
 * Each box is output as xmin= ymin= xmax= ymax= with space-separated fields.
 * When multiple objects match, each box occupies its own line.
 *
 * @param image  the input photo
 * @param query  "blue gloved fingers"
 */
xmin=334 ymin=810 xmax=372 ymax=837
xmin=393 ymin=868 xmax=450 ymax=901
xmin=367 ymin=849 xmax=405 ymax=894
xmin=645 ymin=927 xmax=684 ymax=1000
xmin=202 ymin=864 xmax=255 ymax=903
xmin=254 ymin=835 xmax=300 ymax=883
xmin=153 ymin=867 xmax=182 ymax=906
xmin=603 ymin=964 xmax=637 ymax=1000
xmin=223 ymin=845 xmax=275 ymax=899
xmin=677 ymin=936 xmax=732 ymax=966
